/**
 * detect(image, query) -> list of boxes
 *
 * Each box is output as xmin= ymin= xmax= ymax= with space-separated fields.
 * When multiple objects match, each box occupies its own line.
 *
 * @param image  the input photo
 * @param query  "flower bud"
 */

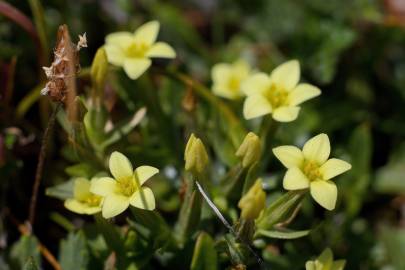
xmin=184 ymin=134 xmax=209 ymax=174
xmin=238 ymin=179 xmax=266 ymax=220
xmin=235 ymin=132 xmax=261 ymax=168
xmin=91 ymin=47 xmax=108 ymax=91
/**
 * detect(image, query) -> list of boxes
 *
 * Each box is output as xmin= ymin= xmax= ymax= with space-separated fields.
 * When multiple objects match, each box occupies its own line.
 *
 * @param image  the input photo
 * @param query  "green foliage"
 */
xmin=190 ymin=232 xmax=218 ymax=270
xmin=1 ymin=0 xmax=404 ymax=269
xmin=10 ymin=235 xmax=41 ymax=269
xmin=59 ymin=231 xmax=89 ymax=270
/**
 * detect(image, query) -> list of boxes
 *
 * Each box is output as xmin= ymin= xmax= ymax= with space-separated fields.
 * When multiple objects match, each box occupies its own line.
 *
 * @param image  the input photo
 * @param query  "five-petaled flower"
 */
xmin=211 ymin=60 xmax=251 ymax=100
xmin=242 ymin=60 xmax=321 ymax=122
xmin=90 ymin=151 xmax=159 ymax=218
xmin=104 ymin=21 xmax=176 ymax=80
xmin=64 ymin=177 xmax=102 ymax=215
xmin=273 ymin=133 xmax=351 ymax=210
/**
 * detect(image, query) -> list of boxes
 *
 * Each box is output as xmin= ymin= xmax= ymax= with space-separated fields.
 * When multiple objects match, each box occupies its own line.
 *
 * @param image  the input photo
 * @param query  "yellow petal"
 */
xmin=283 ymin=167 xmax=310 ymax=190
xmin=90 ymin=177 xmax=116 ymax=196
xmin=83 ymin=206 xmax=102 ymax=215
xmin=134 ymin=166 xmax=159 ymax=186
xmin=272 ymin=106 xmax=300 ymax=122
xmin=102 ymin=194 xmax=130 ymax=218
xmin=146 ymin=42 xmax=176 ymax=58
xmin=109 ymin=151 xmax=133 ymax=180
xmin=331 ymin=260 xmax=346 ymax=270
xmin=123 ymin=58 xmax=151 ymax=80
xmin=320 ymin=158 xmax=351 ymax=180
xmin=272 ymin=146 xmax=304 ymax=168
xmin=317 ymin=248 xmax=334 ymax=269
xmin=310 ymin=180 xmax=337 ymax=210
xmin=269 ymin=60 xmax=300 ymax=90
xmin=241 ymin=73 xmax=271 ymax=96
xmin=243 ymin=94 xmax=272 ymax=120
xmin=105 ymin=32 xmax=133 ymax=46
xmin=64 ymin=199 xmax=86 ymax=214
xmin=303 ymin=133 xmax=330 ymax=165
xmin=104 ymin=44 xmax=125 ymax=66
xmin=305 ymin=261 xmax=316 ymax=270
xmin=233 ymin=60 xmax=250 ymax=78
xmin=64 ymin=199 xmax=101 ymax=215
xmin=73 ymin=178 xmax=91 ymax=201
xmin=289 ymin=83 xmax=321 ymax=106
xmin=212 ymin=63 xmax=230 ymax=83
xmin=134 ymin=21 xmax=160 ymax=45
xmin=129 ymin=187 xmax=156 ymax=210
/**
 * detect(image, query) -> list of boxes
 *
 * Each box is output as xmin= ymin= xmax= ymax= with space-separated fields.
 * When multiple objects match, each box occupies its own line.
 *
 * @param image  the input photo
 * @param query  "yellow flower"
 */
xmin=184 ymin=133 xmax=209 ymax=174
xmin=104 ymin=21 xmax=176 ymax=80
xmin=211 ymin=60 xmax=251 ymax=99
xmin=238 ymin=179 xmax=266 ymax=220
xmin=272 ymin=134 xmax=351 ymax=210
xmin=90 ymin=151 xmax=159 ymax=218
xmin=306 ymin=248 xmax=346 ymax=270
xmin=64 ymin=177 xmax=102 ymax=215
xmin=242 ymin=60 xmax=321 ymax=122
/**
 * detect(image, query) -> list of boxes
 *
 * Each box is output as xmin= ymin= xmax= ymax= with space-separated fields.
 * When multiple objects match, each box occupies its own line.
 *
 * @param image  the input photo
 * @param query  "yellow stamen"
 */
xmin=265 ymin=84 xmax=289 ymax=108
xmin=302 ymin=160 xmax=322 ymax=182
xmin=125 ymin=42 xmax=149 ymax=58
xmin=117 ymin=176 xmax=137 ymax=197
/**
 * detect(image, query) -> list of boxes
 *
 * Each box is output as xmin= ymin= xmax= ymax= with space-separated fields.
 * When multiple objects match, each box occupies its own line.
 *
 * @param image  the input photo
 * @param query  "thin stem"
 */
xmin=259 ymin=116 xmax=278 ymax=169
xmin=28 ymin=102 xmax=62 ymax=226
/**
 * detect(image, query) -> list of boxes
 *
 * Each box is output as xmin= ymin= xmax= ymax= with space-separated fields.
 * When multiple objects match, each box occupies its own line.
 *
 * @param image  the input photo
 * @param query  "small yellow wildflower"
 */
xmin=104 ymin=21 xmax=176 ymax=80
xmin=235 ymin=132 xmax=261 ymax=168
xmin=90 ymin=151 xmax=159 ymax=218
xmin=238 ymin=179 xmax=266 ymax=220
xmin=272 ymin=134 xmax=351 ymax=210
xmin=242 ymin=60 xmax=321 ymax=122
xmin=184 ymin=133 xmax=209 ymax=174
xmin=64 ymin=177 xmax=102 ymax=215
xmin=211 ymin=60 xmax=251 ymax=99
xmin=306 ymin=248 xmax=346 ymax=270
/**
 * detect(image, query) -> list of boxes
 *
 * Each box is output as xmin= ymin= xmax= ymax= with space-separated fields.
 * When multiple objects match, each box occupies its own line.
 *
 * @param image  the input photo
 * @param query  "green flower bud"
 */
xmin=184 ymin=134 xmax=209 ymax=174
xmin=91 ymin=47 xmax=108 ymax=91
xmin=238 ymin=179 xmax=266 ymax=220
xmin=235 ymin=132 xmax=261 ymax=168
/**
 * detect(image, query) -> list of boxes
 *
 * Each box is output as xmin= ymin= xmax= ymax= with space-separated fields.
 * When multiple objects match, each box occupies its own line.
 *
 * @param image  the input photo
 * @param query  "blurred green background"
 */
xmin=1 ymin=0 xmax=404 ymax=269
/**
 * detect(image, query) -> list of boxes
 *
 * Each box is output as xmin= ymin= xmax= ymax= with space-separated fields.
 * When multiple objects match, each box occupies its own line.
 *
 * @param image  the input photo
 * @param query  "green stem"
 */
xmin=259 ymin=116 xmax=279 ymax=169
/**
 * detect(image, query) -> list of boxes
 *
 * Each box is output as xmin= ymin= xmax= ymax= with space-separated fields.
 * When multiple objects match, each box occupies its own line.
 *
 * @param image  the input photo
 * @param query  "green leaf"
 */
xmin=45 ymin=179 xmax=75 ymax=200
xmin=100 ymin=107 xmax=146 ymax=149
xmin=129 ymin=208 xmax=174 ymax=251
xmin=190 ymin=232 xmax=218 ymax=270
xmin=256 ymin=191 xmax=305 ymax=230
xmin=23 ymin=257 xmax=39 ymax=270
xmin=94 ymin=214 xmax=125 ymax=255
xmin=59 ymin=231 xmax=89 ymax=270
xmin=175 ymin=187 xmax=202 ymax=246
xmin=344 ymin=124 xmax=372 ymax=216
xmin=256 ymin=228 xmax=310 ymax=239
xmin=10 ymin=235 xmax=41 ymax=269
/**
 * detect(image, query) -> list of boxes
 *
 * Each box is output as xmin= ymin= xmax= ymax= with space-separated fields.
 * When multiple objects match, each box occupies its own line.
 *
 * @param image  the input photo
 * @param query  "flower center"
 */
xmin=264 ymin=83 xmax=289 ymax=108
xmin=83 ymin=194 xmax=101 ymax=207
xmin=117 ymin=176 xmax=137 ymax=197
xmin=125 ymin=42 xmax=149 ymax=58
xmin=227 ymin=75 xmax=241 ymax=93
xmin=302 ymin=160 xmax=322 ymax=182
